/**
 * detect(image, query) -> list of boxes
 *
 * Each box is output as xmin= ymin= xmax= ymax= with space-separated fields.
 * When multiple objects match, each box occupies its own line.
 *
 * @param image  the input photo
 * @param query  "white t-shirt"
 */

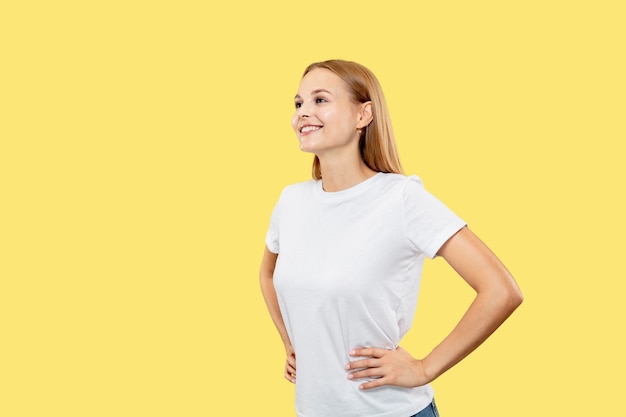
xmin=265 ymin=173 xmax=466 ymax=417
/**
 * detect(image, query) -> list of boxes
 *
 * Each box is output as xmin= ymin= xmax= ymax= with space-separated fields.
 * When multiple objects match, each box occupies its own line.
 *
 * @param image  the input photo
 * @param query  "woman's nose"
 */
xmin=296 ymin=102 xmax=310 ymax=118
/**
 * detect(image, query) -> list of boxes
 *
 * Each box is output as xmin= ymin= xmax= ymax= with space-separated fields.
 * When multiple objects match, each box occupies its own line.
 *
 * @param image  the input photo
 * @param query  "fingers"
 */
xmin=284 ymin=368 xmax=296 ymax=383
xmin=346 ymin=366 xmax=387 ymax=390
xmin=349 ymin=347 xmax=386 ymax=358
xmin=345 ymin=347 xmax=392 ymax=390
xmin=345 ymin=347 xmax=386 ymax=372
xmin=284 ymin=353 xmax=296 ymax=384
xmin=346 ymin=346 xmax=426 ymax=390
xmin=345 ymin=357 xmax=378 ymax=371
xmin=347 ymin=366 xmax=381 ymax=380
xmin=358 ymin=377 xmax=387 ymax=390
xmin=345 ymin=352 xmax=384 ymax=390
xmin=287 ymin=353 xmax=296 ymax=369
xmin=284 ymin=363 xmax=296 ymax=383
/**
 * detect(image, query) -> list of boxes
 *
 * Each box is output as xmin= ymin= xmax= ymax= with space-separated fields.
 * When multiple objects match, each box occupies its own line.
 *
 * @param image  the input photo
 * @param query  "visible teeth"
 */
xmin=301 ymin=126 xmax=321 ymax=133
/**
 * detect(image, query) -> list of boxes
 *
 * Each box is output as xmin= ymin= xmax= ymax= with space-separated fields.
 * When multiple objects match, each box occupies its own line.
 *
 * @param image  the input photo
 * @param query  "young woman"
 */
xmin=260 ymin=59 xmax=523 ymax=417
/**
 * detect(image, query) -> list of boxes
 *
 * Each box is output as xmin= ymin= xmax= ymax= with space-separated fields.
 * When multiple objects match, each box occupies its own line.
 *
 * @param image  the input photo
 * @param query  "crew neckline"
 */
xmin=315 ymin=172 xmax=384 ymax=199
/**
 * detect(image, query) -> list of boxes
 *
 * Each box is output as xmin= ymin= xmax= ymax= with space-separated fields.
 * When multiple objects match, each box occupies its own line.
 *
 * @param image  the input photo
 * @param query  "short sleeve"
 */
xmin=402 ymin=176 xmax=466 ymax=259
xmin=265 ymin=191 xmax=283 ymax=254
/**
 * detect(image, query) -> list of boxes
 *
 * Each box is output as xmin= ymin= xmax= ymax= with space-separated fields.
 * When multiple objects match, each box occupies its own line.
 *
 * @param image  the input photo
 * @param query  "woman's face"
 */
xmin=292 ymin=68 xmax=364 ymax=156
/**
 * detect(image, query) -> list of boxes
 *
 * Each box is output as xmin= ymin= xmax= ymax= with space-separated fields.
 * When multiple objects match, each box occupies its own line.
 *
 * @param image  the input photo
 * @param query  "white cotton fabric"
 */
xmin=265 ymin=173 xmax=466 ymax=417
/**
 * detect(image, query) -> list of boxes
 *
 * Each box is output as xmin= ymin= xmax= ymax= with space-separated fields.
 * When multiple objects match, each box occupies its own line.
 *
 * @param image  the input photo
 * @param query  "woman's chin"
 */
xmin=298 ymin=141 xmax=317 ymax=154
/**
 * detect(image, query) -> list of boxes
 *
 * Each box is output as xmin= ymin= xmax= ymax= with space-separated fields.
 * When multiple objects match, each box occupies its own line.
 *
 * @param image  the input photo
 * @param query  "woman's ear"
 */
xmin=357 ymin=101 xmax=373 ymax=128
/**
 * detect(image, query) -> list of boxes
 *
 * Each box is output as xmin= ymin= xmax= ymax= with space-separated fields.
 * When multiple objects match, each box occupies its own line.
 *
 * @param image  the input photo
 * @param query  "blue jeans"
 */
xmin=410 ymin=399 xmax=439 ymax=417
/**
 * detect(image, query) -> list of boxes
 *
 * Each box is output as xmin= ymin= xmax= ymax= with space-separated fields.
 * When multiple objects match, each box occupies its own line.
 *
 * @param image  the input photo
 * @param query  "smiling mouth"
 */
xmin=300 ymin=125 xmax=322 ymax=134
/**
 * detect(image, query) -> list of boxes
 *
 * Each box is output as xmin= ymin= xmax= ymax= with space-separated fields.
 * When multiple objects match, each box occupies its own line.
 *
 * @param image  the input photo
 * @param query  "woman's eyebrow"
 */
xmin=294 ymin=89 xmax=333 ymax=99
xmin=311 ymin=89 xmax=332 ymax=95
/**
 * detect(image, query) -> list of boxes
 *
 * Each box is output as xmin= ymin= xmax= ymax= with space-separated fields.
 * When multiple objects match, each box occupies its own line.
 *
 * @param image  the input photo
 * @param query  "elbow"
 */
xmin=483 ymin=277 xmax=523 ymax=316
xmin=502 ymin=283 xmax=523 ymax=314
xmin=494 ymin=269 xmax=523 ymax=314
xmin=510 ymin=288 xmax=524 ymax=311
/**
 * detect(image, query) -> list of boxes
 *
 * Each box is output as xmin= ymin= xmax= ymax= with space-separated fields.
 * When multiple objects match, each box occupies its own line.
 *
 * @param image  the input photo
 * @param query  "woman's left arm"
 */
xmin=346 ymin=226 xmax=523 ymax=390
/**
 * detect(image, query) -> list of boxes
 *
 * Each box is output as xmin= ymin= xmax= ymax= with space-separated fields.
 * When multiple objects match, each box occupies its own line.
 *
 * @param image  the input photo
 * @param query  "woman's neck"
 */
xmin=318 ymin=155 xmax=377 ymax=192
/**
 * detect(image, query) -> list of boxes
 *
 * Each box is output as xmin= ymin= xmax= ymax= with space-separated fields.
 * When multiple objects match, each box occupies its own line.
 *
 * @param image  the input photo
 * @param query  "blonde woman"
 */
xmin=260 ymin=60 xmax=523 ymax=417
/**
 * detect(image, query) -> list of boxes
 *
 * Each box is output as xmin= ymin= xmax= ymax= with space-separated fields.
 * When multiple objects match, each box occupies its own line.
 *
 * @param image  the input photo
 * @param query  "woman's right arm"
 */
xmin=259 ymin=246 xmax=296 ymax=383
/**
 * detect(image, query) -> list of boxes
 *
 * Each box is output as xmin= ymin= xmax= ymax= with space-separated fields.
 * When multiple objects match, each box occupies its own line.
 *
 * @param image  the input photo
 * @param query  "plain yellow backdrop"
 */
xmin=1 ymin=1 xmax=624 ymax=416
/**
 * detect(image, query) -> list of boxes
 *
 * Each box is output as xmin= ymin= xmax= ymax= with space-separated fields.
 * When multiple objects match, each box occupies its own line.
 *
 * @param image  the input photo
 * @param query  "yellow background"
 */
xmin=1 ymin=1 xmax=624 ymax=415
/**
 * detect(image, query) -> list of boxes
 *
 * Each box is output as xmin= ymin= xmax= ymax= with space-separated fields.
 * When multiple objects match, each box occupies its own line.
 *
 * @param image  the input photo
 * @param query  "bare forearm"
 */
xmin=346 ymin=285 xmax=522 ymax=391
xmin=424 ymin=227 xmax=523 ymax=382
xmin=260 ymin=274 xmax=291 ymax=348
xmin=343 ymin=228 xmax=523 ymax=391
xmin=422 ymin=284 xmax=522 ymax=381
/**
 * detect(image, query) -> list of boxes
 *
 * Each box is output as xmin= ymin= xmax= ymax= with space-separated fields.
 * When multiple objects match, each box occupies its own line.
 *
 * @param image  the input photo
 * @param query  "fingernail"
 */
xmin=344 ymin=364 xmax=350 ymax=370
xmin=349 ymin=350 xmax=356 ymax=355
xmin=347 ymin=373 xmax=353 ymax=379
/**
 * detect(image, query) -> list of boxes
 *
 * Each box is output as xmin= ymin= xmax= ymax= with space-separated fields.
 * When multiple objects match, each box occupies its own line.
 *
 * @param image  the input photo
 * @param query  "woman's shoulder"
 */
xmin=284 ymin=178 xmax=318 ymax=191
xmin=276 ymin=178 xmax=318 ymax=199
xmin=378 ymin=172 xmax=424 ymax=189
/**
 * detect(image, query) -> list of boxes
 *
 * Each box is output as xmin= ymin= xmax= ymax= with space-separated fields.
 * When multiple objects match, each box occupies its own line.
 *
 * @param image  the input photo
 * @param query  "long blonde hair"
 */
xmin=302 ymin=60 xmax=403 ymax=180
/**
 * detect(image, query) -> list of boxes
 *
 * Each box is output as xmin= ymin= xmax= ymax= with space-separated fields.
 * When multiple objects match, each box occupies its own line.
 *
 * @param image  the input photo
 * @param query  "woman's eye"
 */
xmin=294 ymin=102 xmax=302 ymax=109
xmin=316 ymin=97 xmax=326 ymax=104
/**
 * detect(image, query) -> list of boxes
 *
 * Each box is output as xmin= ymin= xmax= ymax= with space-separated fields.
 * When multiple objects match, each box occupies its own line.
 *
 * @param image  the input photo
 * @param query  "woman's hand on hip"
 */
xmin=345 ymin=346 xmax=429 ymax=390
xmin=284 ymin=345 xmax=296 ymax=383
